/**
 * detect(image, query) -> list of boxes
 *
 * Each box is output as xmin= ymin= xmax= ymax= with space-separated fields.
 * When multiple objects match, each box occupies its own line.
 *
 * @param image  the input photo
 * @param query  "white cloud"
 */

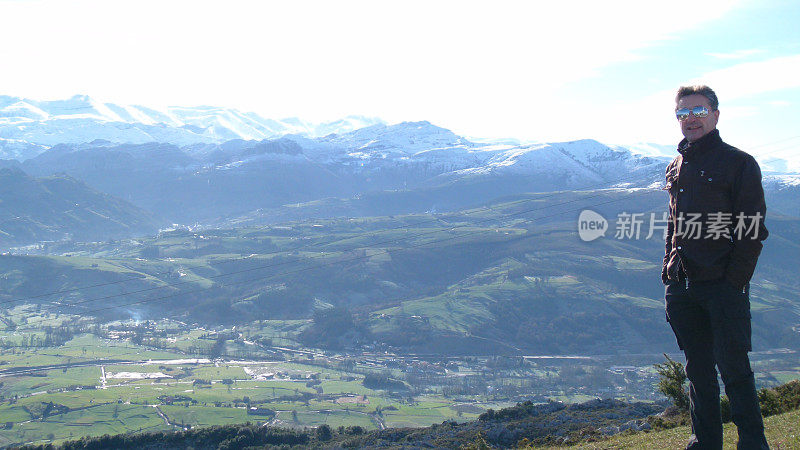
xmin=705 ymin=49 xmax=763 ymax=60
xmin=689 ymin=54 xmax=800 ymax=102
xmin=768 ymin=100 xmax=791 ymax=106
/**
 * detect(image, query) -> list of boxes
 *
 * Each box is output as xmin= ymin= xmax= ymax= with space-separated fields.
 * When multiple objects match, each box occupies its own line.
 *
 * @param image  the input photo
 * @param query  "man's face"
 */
xmin=676 ymin=94 xmax=719 ymax=143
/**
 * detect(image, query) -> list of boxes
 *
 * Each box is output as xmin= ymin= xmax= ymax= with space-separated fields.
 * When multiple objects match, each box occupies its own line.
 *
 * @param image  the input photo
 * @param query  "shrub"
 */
xmin=758 ymin=388 xmax=782 ymax=417
xmin=316 ymin=424 xmax=332 ymax=441
xmin=345 ymin=425 xmax=365 ymax=435
xmin=758 ymin=380 xmax=800 ymax=418
xmin=653 ymin=354 xmax=689 ymax=410
xmin=720 ymin=396 xmax=731 ymax=423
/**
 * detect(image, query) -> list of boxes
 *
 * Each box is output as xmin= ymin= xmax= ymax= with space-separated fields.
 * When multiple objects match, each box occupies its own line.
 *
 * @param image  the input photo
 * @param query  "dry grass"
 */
xmin=545 ymin=408 xmax=800 ymax=449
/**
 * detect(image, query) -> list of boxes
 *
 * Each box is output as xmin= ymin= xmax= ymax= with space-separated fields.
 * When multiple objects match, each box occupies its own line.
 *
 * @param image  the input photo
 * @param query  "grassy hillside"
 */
xmin=3 ymin=188 xmax=800 ymax=355
xmin=544 ymin=408 xmax=800 ymax=449
xmin=0 ymin=168 xmax=161 ymax=247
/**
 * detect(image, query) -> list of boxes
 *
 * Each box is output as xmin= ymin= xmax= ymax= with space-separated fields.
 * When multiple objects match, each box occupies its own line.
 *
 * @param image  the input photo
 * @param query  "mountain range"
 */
xmin=2 ymin=95 xmax=800 ymax=247
xmin=2 ymin=94 xmax=798 ymax=169
xmin=0 ymin=95 xmax=799 ymax=356
xmin=3 ymin=130 xmax=668 ymax=227
xmin=0 ymin=94 xmax=382 ymax=156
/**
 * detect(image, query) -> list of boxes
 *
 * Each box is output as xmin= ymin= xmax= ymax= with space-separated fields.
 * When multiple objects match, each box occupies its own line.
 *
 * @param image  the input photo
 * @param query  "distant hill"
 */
xmin=2 ymin=95 xmax=799 ymax=355
xmin=0 ymin=168 xmax=161 ymax=247
xmin=3 ymin=96 xmax=797 ymax=230
xmin=3 ymin=189 xmax=798 ymax=355
xmin=16 ymin=129 xmax=671 ymax=225
xmin=9 ymin=119 xmax=798 ymax=230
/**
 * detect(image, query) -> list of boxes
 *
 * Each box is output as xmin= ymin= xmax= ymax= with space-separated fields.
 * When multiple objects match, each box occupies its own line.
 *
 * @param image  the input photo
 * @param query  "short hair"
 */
xmin=676 ymin=85 xmax=719 ymax=110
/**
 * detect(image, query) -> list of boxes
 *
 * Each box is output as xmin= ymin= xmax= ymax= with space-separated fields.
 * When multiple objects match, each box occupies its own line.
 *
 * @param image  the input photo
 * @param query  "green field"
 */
xmin=2 ymin=201 xmax=799 ymax=447
xmin=0 ymin=326 xmax=500 ymax=446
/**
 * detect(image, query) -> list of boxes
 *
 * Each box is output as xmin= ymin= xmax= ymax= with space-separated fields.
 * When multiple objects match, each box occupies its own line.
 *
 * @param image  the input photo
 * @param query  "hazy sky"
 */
xmin=1 ymin=0 xmax=799 ymax=155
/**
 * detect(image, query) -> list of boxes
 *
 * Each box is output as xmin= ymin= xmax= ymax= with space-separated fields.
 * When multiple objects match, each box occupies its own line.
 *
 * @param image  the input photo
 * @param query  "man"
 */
xmin=662 ymin=85 xmax=769 ymax=449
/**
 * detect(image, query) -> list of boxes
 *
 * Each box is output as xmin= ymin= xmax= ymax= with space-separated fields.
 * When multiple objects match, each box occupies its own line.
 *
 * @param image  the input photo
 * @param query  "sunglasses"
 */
xmin=676 ymin=106 xmax=709 ymax=121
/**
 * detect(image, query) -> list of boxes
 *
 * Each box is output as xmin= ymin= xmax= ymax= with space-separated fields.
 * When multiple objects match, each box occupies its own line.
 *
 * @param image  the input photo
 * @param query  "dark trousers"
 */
xmin=665 ymin=279 xmax=769 ymax=450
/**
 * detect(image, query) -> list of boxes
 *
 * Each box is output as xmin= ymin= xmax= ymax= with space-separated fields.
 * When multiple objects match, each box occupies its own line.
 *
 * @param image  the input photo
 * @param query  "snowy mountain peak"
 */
xmin=614 ymin=142 xmax=676 ymax=158
xmin=320 ymin=120 xmax=475 ymax=157
xmin=2 ymin=95 xmax=796 ymax=176
xmin=0 ymin=94 xmax=137 ymax=123
xmin=0 ymin=95 xmax=386 ymax=154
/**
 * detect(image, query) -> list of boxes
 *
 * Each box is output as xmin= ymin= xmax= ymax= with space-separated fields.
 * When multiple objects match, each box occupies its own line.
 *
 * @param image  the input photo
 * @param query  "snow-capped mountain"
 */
xmin=4 ymin=94 xmax=799 ymax=229
xmin=619 ymin=141 xmax=800 ymax=174
xmin=2 ymin=94 xmax=797 ymax=175
xmin=470 ymin=139 xmax=664 ymax=183
xmin=0 ymin=94 xmax=685 ymax=183
xmin=0 ymin=137 xmax=48 ymax=161
xmin=0 ymin=95 xmax=384 ymax=156
xmin=0 ymin=96 xmax=797 ymax=249
xmin=612 ymin=142 xmax=675 ymax=158
xmin=11 ymin=118 xmax=673 ymax=225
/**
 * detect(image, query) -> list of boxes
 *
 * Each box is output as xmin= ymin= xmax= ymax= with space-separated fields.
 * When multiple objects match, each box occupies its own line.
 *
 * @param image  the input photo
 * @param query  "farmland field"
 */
xmin=1 ymin=319 xmax=797 ymax=447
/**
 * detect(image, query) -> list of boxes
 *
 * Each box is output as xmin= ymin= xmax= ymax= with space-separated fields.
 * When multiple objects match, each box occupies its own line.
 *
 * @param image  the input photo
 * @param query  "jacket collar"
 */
xmin=677 ymin=129 xmax=722 ymax=158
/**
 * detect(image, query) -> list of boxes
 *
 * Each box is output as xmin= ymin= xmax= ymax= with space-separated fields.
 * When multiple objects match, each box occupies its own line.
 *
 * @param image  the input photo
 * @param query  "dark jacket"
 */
xmin=661 ymin=129 xmax=768 ymax=290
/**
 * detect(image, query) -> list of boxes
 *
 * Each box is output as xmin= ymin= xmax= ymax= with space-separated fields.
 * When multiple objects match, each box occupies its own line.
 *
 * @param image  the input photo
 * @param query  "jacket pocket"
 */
xmin=696 ymin=170 xmax=731 ymax=214
xmin=720 ymin=284 xmax=752 ymax=352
